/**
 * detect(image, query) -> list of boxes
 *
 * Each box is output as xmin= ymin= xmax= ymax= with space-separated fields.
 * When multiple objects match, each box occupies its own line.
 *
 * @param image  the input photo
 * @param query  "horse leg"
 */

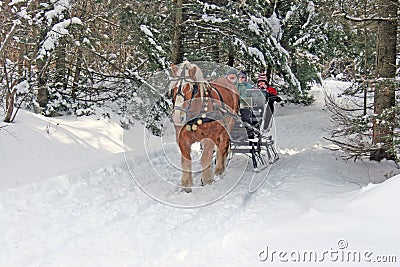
xmin=215 ymin=132 xmax=230 ymax=176
xmin=200 ymin=138 xmax=214 ymax=185
xmin=180 ymin=144 xmax=193 ymax=193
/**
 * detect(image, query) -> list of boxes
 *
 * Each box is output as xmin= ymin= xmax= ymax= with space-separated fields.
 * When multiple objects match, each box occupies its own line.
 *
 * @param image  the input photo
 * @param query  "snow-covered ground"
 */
xmin=1 ymin=80 xmax=399 ymax=266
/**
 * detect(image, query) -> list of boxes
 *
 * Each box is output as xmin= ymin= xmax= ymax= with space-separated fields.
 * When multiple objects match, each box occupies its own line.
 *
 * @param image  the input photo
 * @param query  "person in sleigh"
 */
xmin=254 ymin=72 xmax=281 ymax=113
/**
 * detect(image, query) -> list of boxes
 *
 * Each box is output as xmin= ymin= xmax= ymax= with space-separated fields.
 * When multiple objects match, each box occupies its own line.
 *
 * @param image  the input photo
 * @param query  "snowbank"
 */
xmin=0 ymin=81 xmax=399 ymax=266
xmin=0 ymin=110 xmax=124 ymax=189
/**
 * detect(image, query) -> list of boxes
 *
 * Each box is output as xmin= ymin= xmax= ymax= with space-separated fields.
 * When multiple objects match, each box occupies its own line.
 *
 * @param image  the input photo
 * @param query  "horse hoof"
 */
xmin=201 ymin=179 xmax=214 ymax=186
xmin=181 ymin=187 xmax=192 ymax=193
xmin=214 ymin=174 xmax=224 ymax=181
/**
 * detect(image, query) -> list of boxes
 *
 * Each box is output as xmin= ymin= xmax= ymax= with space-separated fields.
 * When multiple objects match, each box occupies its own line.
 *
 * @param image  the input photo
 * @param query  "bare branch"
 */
xmin=0 ymin=0 xmax=35 ymax=55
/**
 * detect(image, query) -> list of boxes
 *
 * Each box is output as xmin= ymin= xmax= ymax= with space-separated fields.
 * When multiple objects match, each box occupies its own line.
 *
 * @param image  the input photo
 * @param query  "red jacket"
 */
xmin=266 ymin=86 xmax=277 ymax=96
xmin=257 ymin=84 xmax=277 ymax=95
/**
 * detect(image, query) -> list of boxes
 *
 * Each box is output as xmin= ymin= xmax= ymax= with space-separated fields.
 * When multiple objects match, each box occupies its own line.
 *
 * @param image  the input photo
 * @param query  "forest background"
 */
xmin=0 ymin=0 xmax=399 ymax=162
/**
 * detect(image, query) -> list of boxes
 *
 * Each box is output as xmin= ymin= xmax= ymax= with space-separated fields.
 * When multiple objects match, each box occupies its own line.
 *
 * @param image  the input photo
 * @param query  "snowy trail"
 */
xmin=1 ymin=81 xmax=399 ymax=266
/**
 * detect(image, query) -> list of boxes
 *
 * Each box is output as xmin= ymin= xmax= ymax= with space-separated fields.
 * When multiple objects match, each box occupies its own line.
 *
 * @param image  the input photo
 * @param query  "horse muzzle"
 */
xmin=172 ymin=109 xmax=187 ymax=126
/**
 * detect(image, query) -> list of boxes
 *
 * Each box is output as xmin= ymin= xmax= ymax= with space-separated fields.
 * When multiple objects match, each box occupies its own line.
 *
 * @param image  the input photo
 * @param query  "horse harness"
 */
xmin=169 ymin=76 xmax=237 ymax=131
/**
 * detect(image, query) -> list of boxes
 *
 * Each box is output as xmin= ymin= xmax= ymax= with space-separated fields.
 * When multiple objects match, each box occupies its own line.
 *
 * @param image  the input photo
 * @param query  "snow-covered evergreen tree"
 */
xmin=2 ymin=0 xmax=396 ymax=152
xmin=324 ymin=0 xmax=399 ymax=162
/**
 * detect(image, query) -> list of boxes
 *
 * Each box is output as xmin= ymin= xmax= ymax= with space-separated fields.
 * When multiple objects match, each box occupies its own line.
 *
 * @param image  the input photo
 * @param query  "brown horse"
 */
xmin=168 ymin=61 xmax=239 ymax=192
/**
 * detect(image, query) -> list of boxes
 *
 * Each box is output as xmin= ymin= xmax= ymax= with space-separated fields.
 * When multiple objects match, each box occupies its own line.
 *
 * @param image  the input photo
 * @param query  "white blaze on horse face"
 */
xmin=173 ymin=95 xmax=186 ymax=126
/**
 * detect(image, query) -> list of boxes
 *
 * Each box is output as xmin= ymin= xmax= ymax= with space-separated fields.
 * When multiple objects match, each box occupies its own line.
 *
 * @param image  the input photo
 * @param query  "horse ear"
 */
xmin=171 ymin=64 xmax=179 ymax=77
xmin=188 ymin=66 xmax=197 ymax=81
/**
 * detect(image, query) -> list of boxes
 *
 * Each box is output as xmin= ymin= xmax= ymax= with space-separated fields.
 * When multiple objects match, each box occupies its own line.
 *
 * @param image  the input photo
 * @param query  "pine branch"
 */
xmin=333 ymin=0 xmax=399 ymax=23
xmin=323 ymin=137 xmax=371 ymax=161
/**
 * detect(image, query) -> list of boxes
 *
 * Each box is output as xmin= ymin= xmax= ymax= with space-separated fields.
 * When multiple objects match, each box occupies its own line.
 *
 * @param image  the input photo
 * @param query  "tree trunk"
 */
xmin=72 ymin=48 xmax=82 ymax=99
xmin=55 ymin=39 xmax=67 ymax=91
xmin=370 ymin=0 xmax=397 ymax=161
xmin=227 ymin=45 xmax=235 ymax=67
xmin=211 ymin=34 xmax=220 ymax=63
xmin=37 ymin=59 xmax=48 ymax=109
xmin=266 ymin=64 xmax=272 ymax=84
xmin=171 ymin=0 xmax=184 ymax=64
xmin=4 ymin=89 xmax=17 ymax=123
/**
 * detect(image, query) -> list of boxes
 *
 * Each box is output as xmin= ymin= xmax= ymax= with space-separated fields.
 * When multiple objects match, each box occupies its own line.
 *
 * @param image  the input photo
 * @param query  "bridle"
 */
xmin=168 ymin=74 xmax=234 ymax=131
xmin=168 ymin=74 xmax=204 ymax=126
xmin=169 ymin=78 xmax=199 ymax=105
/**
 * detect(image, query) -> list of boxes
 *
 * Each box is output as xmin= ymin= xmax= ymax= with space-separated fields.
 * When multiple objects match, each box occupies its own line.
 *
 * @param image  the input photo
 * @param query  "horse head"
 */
xmin=168 ymin=61 xmax=207 ymax=126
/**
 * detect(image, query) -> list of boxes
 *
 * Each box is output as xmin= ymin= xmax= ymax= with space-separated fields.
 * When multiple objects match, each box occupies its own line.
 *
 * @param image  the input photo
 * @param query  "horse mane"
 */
xmin=172 ymin=61 xmax=206 ymax=82
xmin=171 ymin=61 xmax=210 ymax=98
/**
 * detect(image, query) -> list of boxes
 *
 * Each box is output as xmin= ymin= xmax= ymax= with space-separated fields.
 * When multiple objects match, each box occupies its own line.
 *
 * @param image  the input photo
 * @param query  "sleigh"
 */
xmin=165 ymin=61 xmax=281 ymax=193
xmin=229 ymin=89 xmax=280 ymax=172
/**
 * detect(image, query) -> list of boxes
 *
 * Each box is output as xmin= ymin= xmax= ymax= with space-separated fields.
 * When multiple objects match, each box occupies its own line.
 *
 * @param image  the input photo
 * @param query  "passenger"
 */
xmin=237 ymin=71 xmax=253 ymax=98
xmin=255 ymin=72 xmax=281 ymax=113
xmin=225 ymin=68 xmax=238 ymax=84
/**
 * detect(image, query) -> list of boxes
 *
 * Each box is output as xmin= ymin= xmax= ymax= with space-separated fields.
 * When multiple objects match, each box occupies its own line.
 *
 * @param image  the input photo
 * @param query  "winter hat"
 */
xmin=226 ymin=68 xmax=238 ymax=76
xmin=238 ymin=71 xmax=247 ymax=79
xmin=257 ymin=72 xmax=268 ymax=82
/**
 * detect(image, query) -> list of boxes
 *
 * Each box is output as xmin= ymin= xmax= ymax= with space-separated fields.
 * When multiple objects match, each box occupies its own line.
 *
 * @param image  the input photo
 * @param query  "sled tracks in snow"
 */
xmin=123 ymin=113 xmax=278 ymax=208
xmin=122 ymin=61 xmax=279 ymax=208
